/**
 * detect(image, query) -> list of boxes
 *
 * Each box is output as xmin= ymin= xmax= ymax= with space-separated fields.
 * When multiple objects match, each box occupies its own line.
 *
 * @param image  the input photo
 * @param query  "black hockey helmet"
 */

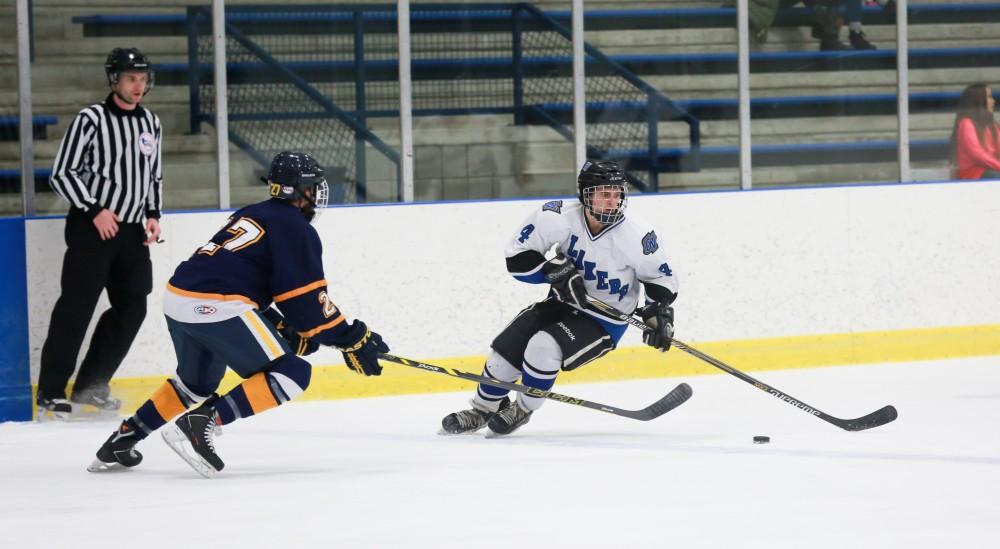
xmin=264 ymin=151 xmax=330 ymax=220
xmin=577 ymin=160 xmax=627 ymax=224
xmin=104 ymin=47 xmax=154 ymax=94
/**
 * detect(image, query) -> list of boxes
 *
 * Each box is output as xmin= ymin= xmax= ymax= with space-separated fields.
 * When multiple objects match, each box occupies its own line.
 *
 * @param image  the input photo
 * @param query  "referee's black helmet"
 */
xmin=105 ymin=47 xmax=154 ymax=93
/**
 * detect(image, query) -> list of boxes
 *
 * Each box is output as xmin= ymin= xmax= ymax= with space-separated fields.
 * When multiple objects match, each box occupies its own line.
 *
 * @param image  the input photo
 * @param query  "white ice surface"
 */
xmin=1 ymin=357 xmax=998 ymax=548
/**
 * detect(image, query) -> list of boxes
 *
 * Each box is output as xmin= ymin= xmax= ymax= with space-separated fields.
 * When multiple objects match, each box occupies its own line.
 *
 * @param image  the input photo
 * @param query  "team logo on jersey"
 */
xmin=641 ymin=231 xmax=659 ymax=255
xmin=542 ymin=200 xmax=563 ymax=214
xmin=566 ymin=234 xmax=630 ymax=301
xmin=139 ymin=132 xmax=156 ymax=156
xmin=193 ymin=305 xmax=217 ymax=315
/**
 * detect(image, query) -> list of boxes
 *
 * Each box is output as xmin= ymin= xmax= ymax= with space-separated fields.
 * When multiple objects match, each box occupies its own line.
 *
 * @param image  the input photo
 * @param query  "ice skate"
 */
xmin=87 ymin=420 xmax=143 ymax=472
xmin=36 ymin=397 xmax=73 ymax=421
xmin=486 ymin=400 xmax=532 ymax=437
xmin=440 ymin=397 xmax=509 ymax=435
xmin=70 ymin=386 xmax=122 ymax=419
xmin=162 ymin=396 xmax=224 ymax=478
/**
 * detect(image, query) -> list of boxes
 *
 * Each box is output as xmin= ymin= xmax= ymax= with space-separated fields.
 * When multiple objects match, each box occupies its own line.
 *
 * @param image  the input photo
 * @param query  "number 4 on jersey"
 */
xmin=518 ymin=224 xmax=535 ymax=243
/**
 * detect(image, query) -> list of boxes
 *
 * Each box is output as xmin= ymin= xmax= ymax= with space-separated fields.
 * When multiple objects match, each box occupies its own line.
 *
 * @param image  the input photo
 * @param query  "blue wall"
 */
xmin=0 ymin=217 xmax=31 ymax=421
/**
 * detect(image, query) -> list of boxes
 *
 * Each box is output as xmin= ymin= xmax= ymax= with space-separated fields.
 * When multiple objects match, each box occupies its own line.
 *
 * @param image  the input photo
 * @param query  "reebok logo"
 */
xmin=557 ymin=322 xmax=575 ymax=341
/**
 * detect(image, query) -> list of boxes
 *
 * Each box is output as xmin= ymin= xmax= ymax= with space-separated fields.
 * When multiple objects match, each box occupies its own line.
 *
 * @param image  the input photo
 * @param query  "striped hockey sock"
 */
xmin=129 ymin=379 xmax=199 ymax=439
xmin=215 ymin=355 xmax=312 ymax=425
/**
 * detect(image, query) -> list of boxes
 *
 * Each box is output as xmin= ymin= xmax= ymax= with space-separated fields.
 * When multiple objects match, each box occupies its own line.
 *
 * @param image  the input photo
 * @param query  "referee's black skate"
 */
xmin=71 ymin=385 xmax=122 ymax=412
xmin=36 ymin=397 xmax=73 ymax=421
xmin=162 ymin=395 xmax=224 ymax=478
xmin=441 ymin=397 xmax=509 ymax=434
xmin=87 ymin=420 xmax=143 ymax=472
xmin=487 ymin=400 xmax=532 ymax=436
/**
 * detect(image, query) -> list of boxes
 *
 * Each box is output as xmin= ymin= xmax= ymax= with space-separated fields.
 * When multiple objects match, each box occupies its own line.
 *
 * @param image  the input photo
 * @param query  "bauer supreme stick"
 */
xmin=584 ymin=296 xmax=898 ymax=431
xmin=378 ymin=353 xmax=692 ymax=421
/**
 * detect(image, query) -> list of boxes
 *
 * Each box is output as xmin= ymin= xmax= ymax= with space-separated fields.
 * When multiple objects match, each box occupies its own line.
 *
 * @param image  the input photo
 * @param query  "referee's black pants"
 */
xmin=37 ymin=208 xmax=152 ymax=401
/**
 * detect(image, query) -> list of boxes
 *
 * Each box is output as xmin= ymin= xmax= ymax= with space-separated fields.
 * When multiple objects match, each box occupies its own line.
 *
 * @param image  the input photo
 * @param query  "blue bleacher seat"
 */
xmin=71 ymin=4 xmax=1000 ymax=35
xmin=0 ymin=168 xmax=53 ymax=194
xmin=0 ymin=116 xmax=58 ymax=141
xmin=613 ymin=139 xmax=950 ymax=173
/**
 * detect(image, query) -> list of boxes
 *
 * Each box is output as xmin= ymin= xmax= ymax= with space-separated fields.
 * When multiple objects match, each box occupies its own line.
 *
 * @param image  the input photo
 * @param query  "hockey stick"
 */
xmin=378 ymin=353 xmax=692 ymax=421
xmin=584 ymin=296 xmax=898 ymax=432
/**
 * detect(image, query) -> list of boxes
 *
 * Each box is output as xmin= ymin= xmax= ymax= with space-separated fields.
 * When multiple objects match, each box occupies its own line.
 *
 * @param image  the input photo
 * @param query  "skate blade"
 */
xmin=36 ymin=409 xmax=72 ymax=422
xmin=86 ymin=459 xmax=131 ymax=473
xmin=38 ymin=407 xmax=119 ymax=423
xmin=437 ymin=426 xmax=489 ymax=436
xmin=161 ymin=425 xmax=218 ymax=479
xmin=484 ymin=427 xmax=524 ymax=438
xmin=70 ymin=406 xmax=122 ymax=422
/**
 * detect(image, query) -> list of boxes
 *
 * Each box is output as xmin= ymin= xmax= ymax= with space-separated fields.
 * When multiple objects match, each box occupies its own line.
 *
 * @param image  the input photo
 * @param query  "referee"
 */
xmin=36 ymin=47 xmax=163 ymax=419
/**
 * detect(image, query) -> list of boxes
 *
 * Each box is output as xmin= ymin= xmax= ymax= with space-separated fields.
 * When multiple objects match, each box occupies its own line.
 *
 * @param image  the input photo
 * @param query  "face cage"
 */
xmin=313 ymin=180 xmax=330 ymax=210
xmin=582 ymin=184 xmax=628 ymax=224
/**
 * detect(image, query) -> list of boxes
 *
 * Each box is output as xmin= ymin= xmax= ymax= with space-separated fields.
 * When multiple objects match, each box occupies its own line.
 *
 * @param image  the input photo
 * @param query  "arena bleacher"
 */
xmin=2 ymin=1 xmax=994 ymax=208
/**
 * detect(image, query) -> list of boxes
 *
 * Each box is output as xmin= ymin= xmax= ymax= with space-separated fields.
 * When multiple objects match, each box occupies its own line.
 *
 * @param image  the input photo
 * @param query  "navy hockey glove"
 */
xmin=543 ymin=254 xmax=587 ymax=308
xmin=260 ymin=308 xmax=319 ymax=356
xmin=338 ymin=320 xmax=389 ymax=376
xmin=638 ymin=302 xmax=674 ymax=352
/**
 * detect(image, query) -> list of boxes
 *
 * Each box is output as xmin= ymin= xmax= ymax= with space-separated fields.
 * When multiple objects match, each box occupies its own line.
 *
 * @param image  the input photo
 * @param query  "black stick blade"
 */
xmin=634 ymin=382 xmax=693 ymax=421
xmin=837 ymin=405 xmax=898 ymax=431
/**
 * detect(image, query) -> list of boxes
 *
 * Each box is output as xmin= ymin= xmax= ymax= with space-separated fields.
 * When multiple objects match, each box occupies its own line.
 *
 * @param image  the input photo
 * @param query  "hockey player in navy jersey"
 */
xmin=88 ymin=151 xmax=389 ymax=477
xmin=441 ymin=160 xmax=678 ymax=436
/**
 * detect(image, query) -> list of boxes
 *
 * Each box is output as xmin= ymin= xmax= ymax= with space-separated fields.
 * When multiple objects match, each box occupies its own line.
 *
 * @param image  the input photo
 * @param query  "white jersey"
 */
xmin=504 ymin=199 xmax=679 ymax=338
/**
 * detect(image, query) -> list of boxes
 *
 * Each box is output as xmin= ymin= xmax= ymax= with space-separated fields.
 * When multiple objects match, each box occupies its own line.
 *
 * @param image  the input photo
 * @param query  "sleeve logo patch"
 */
xmin=641 ymin=231 xmax=659 ymax=255
xmin=542 ymin=200 xmax=563 ymax=213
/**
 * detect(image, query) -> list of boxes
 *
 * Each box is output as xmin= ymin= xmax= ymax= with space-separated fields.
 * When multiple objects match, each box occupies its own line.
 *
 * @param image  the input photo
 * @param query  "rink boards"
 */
xmin=7 ymin=180 xmax=1000 ymax=415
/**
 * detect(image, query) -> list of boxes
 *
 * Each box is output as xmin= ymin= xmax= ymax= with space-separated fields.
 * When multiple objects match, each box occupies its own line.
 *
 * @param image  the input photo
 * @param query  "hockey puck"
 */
xmin=753 ymin=435 xmax=770 ymax=444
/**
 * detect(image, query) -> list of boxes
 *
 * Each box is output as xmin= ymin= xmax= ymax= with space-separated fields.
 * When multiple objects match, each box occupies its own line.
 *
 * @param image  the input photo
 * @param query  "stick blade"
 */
xmin=634 ymin=382 xmax=693 ymax=421
xmin=838 ymin=405 xmax=898 ymax=432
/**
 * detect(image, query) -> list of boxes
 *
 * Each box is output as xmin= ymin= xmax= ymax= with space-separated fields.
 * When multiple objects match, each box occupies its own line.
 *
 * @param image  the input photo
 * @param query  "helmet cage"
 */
xmin=581 ymin=184 xmax=628 ymax=224
xmin=313 ymin=179 xmax=330 ymax=210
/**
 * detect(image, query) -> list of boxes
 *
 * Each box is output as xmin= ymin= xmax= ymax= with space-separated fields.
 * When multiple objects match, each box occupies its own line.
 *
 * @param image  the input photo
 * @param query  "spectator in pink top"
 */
xmin=950 ymin=83 xmax=1000 ymax=180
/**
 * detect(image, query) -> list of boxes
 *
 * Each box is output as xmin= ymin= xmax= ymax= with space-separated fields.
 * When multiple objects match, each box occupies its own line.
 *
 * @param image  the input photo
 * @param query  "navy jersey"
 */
xmin=166 ymin=199 xmax=351 ymax=346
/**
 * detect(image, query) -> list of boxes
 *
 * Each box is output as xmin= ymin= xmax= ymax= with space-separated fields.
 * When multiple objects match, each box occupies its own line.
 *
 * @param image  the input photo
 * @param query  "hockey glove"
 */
xmin=260 ymin=308 xmax=319 ymax=356
xmin=337 ymin=320 xmax=389 ymax=376
xmin=638 ymin=302 xmax=674 ymax=352
xmin=543 ymin=254 xmax=587 ymax=308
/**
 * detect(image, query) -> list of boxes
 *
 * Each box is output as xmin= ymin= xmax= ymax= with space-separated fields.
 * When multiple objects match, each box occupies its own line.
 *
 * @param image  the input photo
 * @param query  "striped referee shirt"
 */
xmin=50 ymin=93 xmax=163 ymax=223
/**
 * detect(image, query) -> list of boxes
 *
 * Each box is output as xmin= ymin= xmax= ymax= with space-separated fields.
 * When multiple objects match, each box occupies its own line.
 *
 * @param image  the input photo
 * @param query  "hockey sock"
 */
xmin=473 ymin=351 xmax=520 ymax=411
xmin=215 ymin=355 xmax=311 ymax=425
xmin=518 ymin=332 xmax=562 ymax=411
xmin=130 ymin=379 xmax=200 ymax=439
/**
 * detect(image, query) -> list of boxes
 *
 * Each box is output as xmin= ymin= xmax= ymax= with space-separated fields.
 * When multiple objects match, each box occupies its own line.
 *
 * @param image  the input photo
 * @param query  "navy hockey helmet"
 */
xmin=577 ymin=160 xmax=627 ymax=224
xmin=104 ymin=47 xmax=154 ymax=94
xmin=264 ymin=151 xmax=330 ymax=219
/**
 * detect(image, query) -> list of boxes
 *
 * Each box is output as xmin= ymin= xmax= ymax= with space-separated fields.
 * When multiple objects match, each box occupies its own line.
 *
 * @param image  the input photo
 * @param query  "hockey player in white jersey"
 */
xmin=441 ymin=160 xmax=679 ymax=436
